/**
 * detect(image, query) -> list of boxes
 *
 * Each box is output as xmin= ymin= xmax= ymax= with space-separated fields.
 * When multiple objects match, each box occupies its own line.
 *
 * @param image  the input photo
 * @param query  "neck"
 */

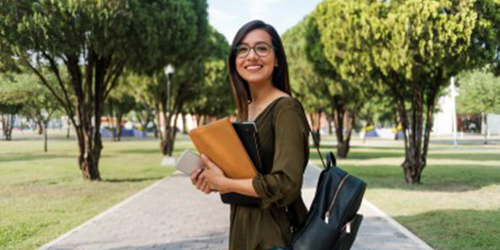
xmin=248 ymin=79 xmax=275 ymax=104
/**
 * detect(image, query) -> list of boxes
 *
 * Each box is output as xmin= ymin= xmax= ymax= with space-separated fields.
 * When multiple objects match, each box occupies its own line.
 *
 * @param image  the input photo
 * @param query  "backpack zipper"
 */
xmin=324 ymin=174 xmax=350 ymax=224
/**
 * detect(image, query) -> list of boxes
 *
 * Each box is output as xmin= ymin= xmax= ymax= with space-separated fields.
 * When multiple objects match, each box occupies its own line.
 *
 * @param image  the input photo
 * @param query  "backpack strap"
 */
xmin=270 ymin=96 xmax=334 ymax=234
xmin=270 ymin=97 xmax=329 ymax=169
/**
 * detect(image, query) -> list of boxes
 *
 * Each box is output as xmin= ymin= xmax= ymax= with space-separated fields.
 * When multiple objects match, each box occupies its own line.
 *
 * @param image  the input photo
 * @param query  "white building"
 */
xmin=433 ymin=81 xmax=500 ymax=136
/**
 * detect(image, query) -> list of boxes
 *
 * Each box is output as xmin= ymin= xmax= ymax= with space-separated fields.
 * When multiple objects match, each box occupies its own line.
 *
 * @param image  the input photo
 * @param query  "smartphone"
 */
xmin=175 ymin=149 xmax=204 ymax=175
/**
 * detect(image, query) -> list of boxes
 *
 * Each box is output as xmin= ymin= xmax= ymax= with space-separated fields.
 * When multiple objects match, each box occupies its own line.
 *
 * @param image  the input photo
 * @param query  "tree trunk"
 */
xmin=401 ymin=84 xmax=426 ymax=184
xmin=308 ymin=113 xmax=319 ymax=148
xmin=332 ymin=104 xmax=353 ymax=158
xmin=36 ymin=118 xmax=44 ymax=135
xmin=482 ymin=112 xmax=488 ymax=145
xmin=1 ymin=114 xmax=15 ymax=141
xmin=44 ymin=120 xmax=48 ymax=152
xmin=182 ymin=112 xmax=188 ymax=134
xmin=66 ymin=118 xmax=71 ymax=138
xmin=161 ymin=100 xmax=182 ymax=156
xmin=116 ymin=113 xmax=123 ymax=142
xmin=326 ymin=114 xmax=333 ymax=136
xmin=362 ymin=120 xmax=370 ymax=144
xmin=167 ymin=111 xmax=181 ymax=155
xmin=74 ymin=125 xmax=101 ymax=180
xmin=108 ymin=100 xmax=118 ymax=141
xmin=154 ymin=105 xmax=160 ymax=139
xmin=393 ymin=106 xmax=400 ymax=140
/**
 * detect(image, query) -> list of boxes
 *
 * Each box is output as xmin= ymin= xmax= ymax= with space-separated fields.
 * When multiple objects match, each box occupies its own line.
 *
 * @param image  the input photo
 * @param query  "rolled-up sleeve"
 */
xmin=252 ymin=102 xmax=310 ymax=209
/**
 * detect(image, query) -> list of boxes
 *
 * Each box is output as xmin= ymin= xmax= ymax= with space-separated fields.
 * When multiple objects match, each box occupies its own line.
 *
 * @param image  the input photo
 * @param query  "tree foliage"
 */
xmin=0 ymin=0 xmax=209 ymax=180
xmin=457 ymin=69 xmax=500 ymax=114
xmin=308 ymin=0 xmax=495 ymax=183
xmin=188 ymin=26 xmax=232 ymax=121
xmin=306 ymin=3 xmax=379 ymax=158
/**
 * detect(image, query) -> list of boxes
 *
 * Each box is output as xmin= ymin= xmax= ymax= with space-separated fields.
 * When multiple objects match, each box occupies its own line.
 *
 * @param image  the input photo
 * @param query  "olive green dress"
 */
xmin=229 ymin=96 xmax=310 ymax=250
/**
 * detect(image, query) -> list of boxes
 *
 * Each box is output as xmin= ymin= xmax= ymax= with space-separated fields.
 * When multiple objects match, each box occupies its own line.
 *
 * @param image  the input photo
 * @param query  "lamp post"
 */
xmin=451 ymin=77 xmax=458 ymax=147
xmin=164 ymin=64 xmax=175 ymax=120
xmin=161 ymin=64 xmax=175 ymax=167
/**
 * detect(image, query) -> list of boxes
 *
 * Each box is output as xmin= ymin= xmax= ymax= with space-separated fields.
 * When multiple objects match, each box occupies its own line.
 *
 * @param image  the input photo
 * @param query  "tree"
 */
xmin=457 ymin=69 xmax=500 ymax=144
xmin=14 ymin=72 xmax=61 ymax=151
xmin=130 ymin=74 xmax=157 ymax=137
xmin=306 ymin=5 xmax=377 ymax=158
xmin=313 ymin=0 xmax=485 ymax=183
xmin=189 ymin=26 xmax=232 ymax=126
xmin=282 ymin=18 xmax=330 ymax=148
xmin=0 ymin=75 xmax=25 ymax=141
xmin=0 ymin=0 xmax=209 ymax=180
xmin=106 ymin=73 xmax=136 ymax=141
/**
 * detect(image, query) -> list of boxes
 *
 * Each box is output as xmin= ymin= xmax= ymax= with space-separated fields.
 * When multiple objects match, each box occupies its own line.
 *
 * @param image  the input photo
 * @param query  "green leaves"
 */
xmin=457 ymin=69 xmax=500 ymax=114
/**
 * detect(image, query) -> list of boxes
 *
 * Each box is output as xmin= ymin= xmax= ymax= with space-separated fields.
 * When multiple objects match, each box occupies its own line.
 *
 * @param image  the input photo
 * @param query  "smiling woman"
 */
xmin=189 ymin=20 xmax=311 ymax=250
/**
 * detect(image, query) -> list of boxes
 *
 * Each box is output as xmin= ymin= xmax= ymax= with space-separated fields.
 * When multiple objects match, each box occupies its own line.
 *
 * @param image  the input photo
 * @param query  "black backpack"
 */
xmin=272 ymin=97 xmax=367 ymax=249
xmin=291 ymin=150 xmax=367 ymax=250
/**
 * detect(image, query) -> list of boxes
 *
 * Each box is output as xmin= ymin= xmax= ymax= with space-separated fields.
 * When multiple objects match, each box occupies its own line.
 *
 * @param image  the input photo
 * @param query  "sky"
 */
xmin=207 ymin=0 xmax=323 ymax=44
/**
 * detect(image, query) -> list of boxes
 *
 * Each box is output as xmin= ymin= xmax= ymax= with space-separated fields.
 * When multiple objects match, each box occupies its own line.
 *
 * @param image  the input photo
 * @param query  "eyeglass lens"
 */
xmin=237 ymin=43 xmax=272 ymax=58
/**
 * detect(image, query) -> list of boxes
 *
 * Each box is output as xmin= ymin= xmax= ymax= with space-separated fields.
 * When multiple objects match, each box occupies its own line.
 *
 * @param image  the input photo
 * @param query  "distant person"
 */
xmin=190 ymin=20 xmax=310 ymax=250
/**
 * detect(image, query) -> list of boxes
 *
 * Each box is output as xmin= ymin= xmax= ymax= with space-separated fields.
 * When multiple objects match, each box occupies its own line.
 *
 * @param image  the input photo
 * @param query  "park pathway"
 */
xmin=40 ymin=164 xmax=434 ymax=250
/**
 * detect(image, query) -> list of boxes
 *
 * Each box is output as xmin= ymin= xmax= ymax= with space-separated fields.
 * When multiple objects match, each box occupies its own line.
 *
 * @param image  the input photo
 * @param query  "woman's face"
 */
xmin=235 ymin=29 xmax=277 ymax=86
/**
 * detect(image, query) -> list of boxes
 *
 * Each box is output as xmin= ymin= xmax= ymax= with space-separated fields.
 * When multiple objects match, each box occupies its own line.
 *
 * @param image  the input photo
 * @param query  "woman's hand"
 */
xmin=190 ymin=167 xmax=214 ymax=194
xmin=200 ymin=154 xmax=230 ymax=194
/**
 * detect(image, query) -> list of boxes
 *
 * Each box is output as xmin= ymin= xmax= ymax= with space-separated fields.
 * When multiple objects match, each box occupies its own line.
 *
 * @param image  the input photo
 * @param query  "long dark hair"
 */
xmin=228 ymin=20 xmax=291 ymax=121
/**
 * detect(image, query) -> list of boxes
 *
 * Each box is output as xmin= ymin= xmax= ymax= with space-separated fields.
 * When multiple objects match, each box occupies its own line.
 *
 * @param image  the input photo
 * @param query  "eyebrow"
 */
xmin=238 ymin=41 xmax=270 ymax=46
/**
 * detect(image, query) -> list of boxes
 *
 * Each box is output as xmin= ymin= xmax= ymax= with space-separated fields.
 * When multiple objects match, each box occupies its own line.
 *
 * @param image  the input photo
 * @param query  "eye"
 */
xmin=238 ymin=45 xmax=250 ymax=54
xmin=256 ymin=44 xmax=270 ymax=54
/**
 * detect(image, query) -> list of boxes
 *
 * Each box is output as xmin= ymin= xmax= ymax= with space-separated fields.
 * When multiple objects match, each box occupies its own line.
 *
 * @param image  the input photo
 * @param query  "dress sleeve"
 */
xmin=252 ymin=100 xmax=310 ymax=209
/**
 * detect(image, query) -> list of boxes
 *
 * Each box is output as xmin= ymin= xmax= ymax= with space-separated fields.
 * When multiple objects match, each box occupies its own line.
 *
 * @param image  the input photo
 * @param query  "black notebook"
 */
xmin=220 ymin=122 xmax=263 ymax=207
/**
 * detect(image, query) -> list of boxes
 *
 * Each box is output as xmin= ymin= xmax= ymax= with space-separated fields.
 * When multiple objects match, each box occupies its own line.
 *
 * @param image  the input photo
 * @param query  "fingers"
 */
xmin=190 ymin=168 xmax=203 ymax=185
xmin=196 ymin=173 xmax=205 ymax=190
xmin=200 ymin=180 xmax=211 ymax=194
xmin=200 ymin=154 xmax=215 ymax=169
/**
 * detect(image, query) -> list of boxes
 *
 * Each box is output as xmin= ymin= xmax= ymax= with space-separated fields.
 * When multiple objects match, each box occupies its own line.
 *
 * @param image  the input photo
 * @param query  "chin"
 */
xmin=242 ymin=74 xmax=273 ymax=85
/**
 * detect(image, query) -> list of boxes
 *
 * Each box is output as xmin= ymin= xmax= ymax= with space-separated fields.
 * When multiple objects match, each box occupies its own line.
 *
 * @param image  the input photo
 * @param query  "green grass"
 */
xmin=310 ymin=142 xmax=500 ymax=250
xmin=2 ymin=133 xmax=500 ymax=250
xmin=0 ymin=136 xmax=193 ymax=250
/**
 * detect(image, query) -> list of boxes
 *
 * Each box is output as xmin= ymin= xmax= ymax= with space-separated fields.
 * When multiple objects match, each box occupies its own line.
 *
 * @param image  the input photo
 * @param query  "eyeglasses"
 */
xmin=235 ymin=42 xmax=275 ymax=58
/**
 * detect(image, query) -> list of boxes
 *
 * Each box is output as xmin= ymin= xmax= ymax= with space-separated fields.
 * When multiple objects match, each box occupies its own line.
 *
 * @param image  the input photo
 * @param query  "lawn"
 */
xmin=2 ymin=133 xmax=499 ymax=250
xmin=310 ymin=139 xmax=500 ymax=250
xmin=0 ymin=135 xmax=192 ymax=250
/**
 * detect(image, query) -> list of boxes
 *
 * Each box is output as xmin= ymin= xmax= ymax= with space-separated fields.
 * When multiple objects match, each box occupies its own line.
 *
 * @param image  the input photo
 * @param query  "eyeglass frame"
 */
xmin=235 ymin=42 xmax=276 ymax=58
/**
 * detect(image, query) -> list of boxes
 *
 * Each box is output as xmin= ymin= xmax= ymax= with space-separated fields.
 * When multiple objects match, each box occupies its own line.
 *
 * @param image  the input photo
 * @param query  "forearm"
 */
xmin=221 ymin=178 xmax=260 ymax=197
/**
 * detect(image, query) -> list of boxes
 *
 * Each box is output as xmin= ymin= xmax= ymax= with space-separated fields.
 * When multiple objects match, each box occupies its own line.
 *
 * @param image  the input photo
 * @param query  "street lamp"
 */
xmin=450 ymin=76 xmax=459 ymax=147
xmin=161 ymin=64 xmax=175 ymax=167
xmin=164 ymin=64 xmax=175 ymax=119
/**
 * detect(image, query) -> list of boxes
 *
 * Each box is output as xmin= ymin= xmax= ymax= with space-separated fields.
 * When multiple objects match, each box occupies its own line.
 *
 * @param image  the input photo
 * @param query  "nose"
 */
xmin=246 ymin=48 xmax=259 ymax=60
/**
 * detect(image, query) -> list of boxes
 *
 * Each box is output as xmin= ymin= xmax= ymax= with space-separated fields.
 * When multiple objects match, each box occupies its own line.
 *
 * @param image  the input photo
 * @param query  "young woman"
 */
xmin=190 ymin=20 xmax=310 ymax=250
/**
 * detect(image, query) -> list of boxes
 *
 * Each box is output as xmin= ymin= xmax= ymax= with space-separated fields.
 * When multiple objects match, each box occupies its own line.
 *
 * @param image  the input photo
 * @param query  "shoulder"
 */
xmin=272 ymin=96 xmax=310 ymax=133
xmin=273 ymin=96 xmax=308 ymax=124
xmin=274 ymin=96 xmax=303 ymax=113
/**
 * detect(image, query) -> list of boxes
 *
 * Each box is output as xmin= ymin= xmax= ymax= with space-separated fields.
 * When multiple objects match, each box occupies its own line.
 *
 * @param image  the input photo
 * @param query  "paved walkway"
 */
xmin=40 ymin=164 xmax=433 ymax=250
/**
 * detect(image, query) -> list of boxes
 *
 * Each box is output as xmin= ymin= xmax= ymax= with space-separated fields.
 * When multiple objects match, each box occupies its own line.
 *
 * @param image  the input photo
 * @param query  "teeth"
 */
xmin=246 ymin=65 xmax=262 ymax=70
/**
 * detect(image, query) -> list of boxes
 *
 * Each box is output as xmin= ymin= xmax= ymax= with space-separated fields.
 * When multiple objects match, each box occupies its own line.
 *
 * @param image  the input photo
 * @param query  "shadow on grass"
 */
xmin=118 ymin=149 xmax=159 ymax=155
xmin=309 ymin=149 xmax=404 ymax=161
xmin=118 ymin=148 xmax=190 ymax=156
xmin=326 ymin=164 xmax=500 ymax=192
xmin=103 ymin=177 xmax=164 ymax=183
xmin=312 ymin=145 xmax=500 ymax=161
xmin=428 ymin=153 xmax=500 ymax=161
xmin=0 ymin=153 xmax=75 ymax=164
xmin=395 ymin=209 xmax=500 ymax=250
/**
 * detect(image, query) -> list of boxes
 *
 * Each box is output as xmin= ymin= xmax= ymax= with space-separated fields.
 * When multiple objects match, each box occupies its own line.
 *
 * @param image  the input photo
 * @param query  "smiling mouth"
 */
xmin=245 ymin=65 xmax=263 ymax=71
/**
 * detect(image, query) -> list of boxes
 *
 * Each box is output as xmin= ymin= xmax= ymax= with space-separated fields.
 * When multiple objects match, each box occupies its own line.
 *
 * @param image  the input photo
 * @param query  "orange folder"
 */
xmin=188 ymin=117 xmax=257 ymax=179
